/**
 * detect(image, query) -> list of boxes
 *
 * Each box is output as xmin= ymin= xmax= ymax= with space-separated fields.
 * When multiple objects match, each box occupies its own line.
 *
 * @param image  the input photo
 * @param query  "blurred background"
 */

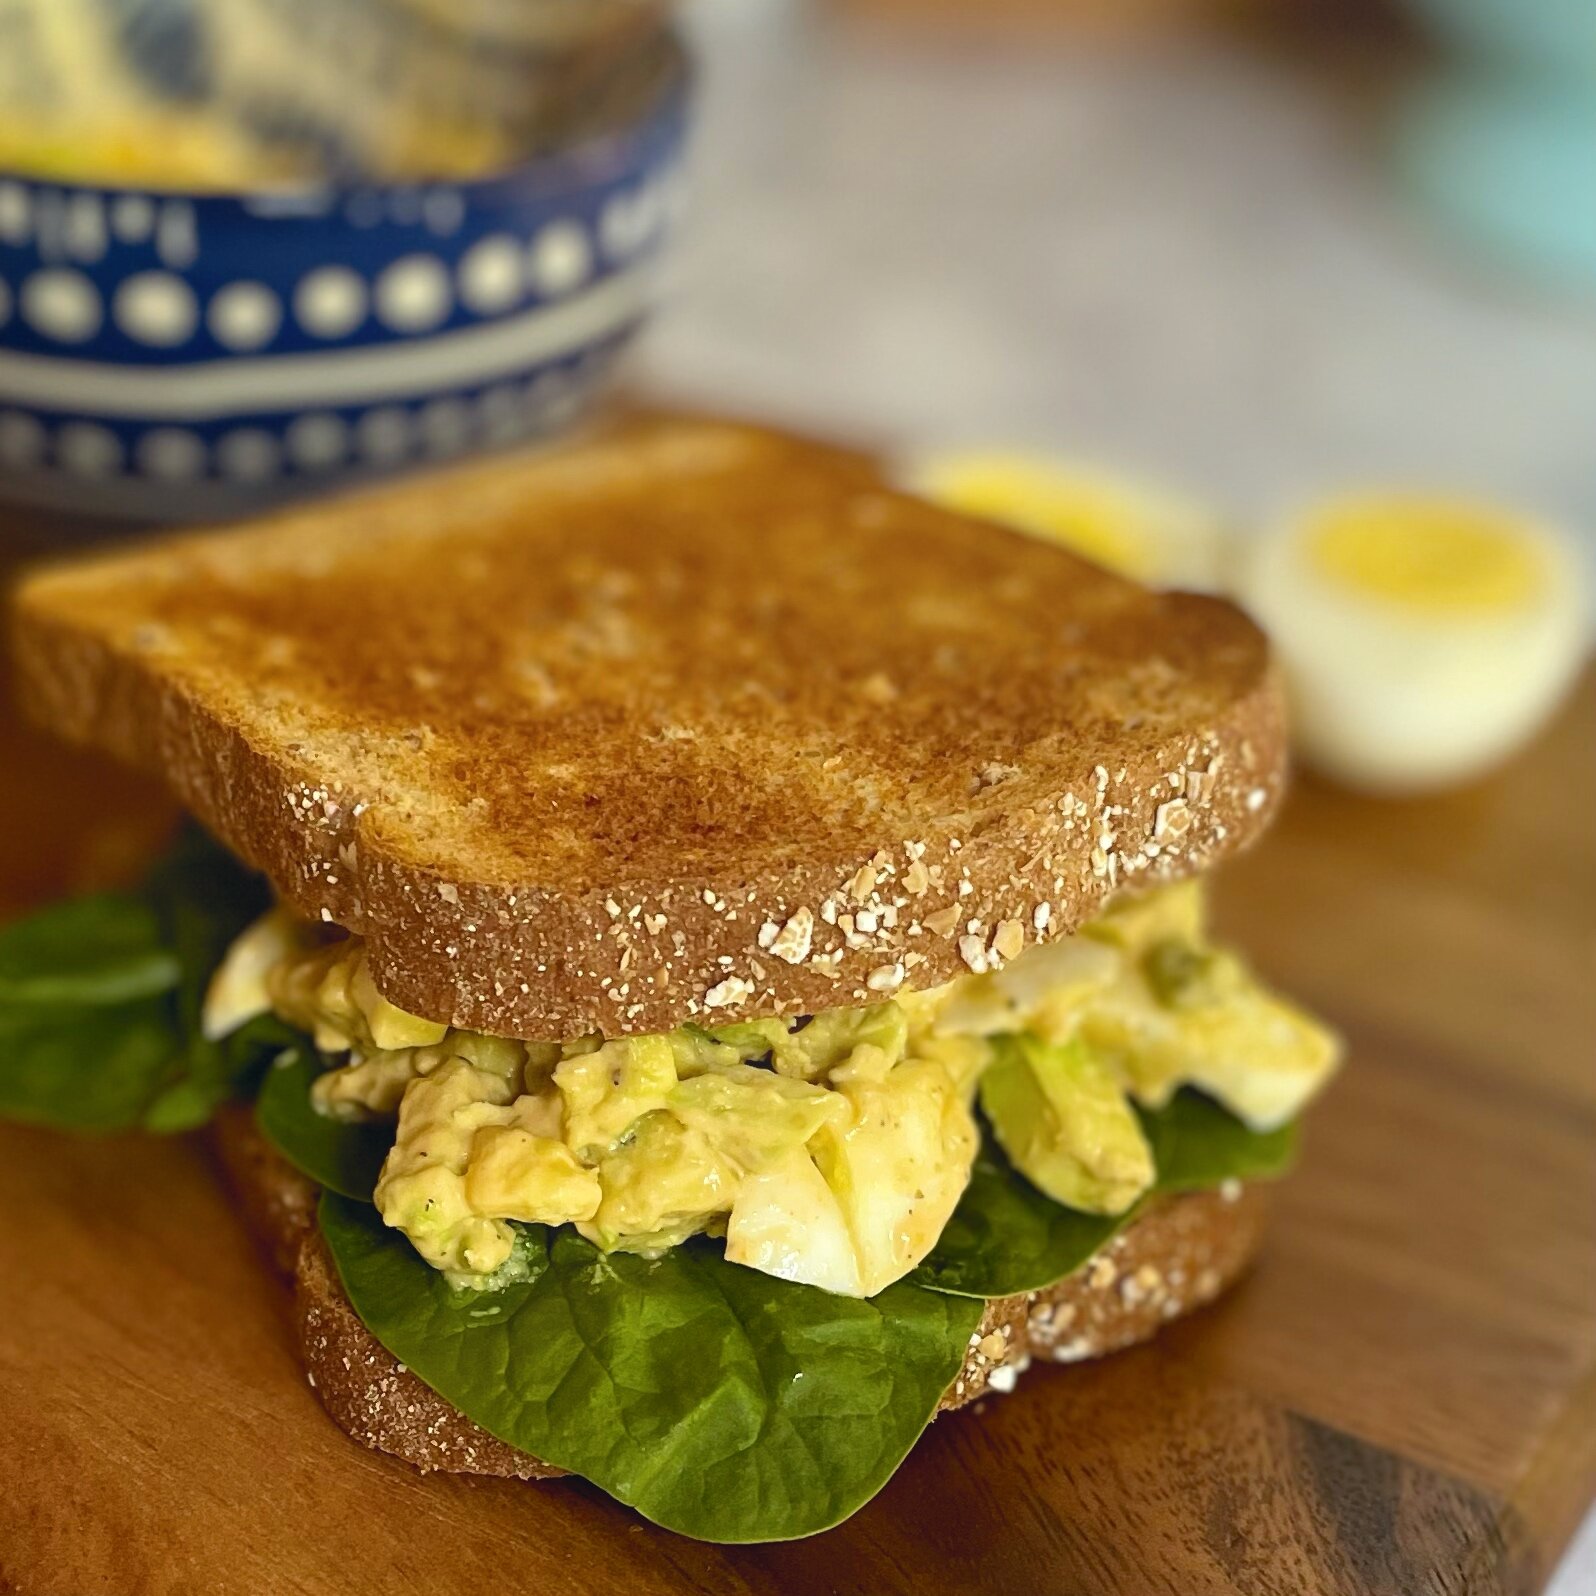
xmin=650 ymin=0 xmax=1596 ymax=534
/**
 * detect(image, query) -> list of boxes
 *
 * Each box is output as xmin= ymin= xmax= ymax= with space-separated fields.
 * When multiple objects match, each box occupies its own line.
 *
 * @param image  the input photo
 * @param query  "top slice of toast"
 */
xmin=11 ymin=418 xmax=1285 ymax=1039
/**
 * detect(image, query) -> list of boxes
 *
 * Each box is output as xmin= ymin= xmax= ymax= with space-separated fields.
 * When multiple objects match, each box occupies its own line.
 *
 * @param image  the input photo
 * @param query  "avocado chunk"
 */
xmin=710 ymin=1004 xmax=909 ymax=1081
xmin=979 ymin=1034 xmax=1154 ymax=1215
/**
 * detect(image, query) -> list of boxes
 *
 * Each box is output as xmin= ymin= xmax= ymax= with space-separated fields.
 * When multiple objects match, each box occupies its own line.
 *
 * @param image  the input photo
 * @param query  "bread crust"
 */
xmin=210 ymin=1105 xmax=1266 ymax=1484
xmin=12 ymin=419 xmax=1286 ymax=1040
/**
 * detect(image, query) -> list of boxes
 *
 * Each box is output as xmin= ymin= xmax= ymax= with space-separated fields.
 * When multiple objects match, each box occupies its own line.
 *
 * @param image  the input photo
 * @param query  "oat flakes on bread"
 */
xmin=12 ymin=417 xmax=1285 ymax=1040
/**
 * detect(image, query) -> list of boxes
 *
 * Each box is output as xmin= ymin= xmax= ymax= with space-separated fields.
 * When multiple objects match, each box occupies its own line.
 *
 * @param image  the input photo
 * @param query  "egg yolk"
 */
xmin=1307 ymin=497 xmax=1543 ymax=615
xmin=918 ymin=455 xmax=1157 ymax=580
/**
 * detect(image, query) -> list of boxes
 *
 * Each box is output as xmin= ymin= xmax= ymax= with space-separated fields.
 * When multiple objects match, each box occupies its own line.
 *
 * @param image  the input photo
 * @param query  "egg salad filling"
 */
xmin=206 ymin=882 xmax=1338 ymax=1299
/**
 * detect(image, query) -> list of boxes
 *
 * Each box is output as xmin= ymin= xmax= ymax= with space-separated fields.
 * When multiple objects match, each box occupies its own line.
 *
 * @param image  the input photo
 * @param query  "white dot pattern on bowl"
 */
xmin=477 ymin=381 xmax=524 ymax=440
xmin=110 ymin=194 xmax=156 ymax=244
xmin=459 ymin=235 xmax=523 ymax=316
xmin=154 ymin=201 xmax=198 ymax=270
xmin=376 ymin=254 xmax=453 ymax=333
xmin=64 ymin=194 xmax=108 ymax=264
xmin=115 ymin=271 xmax=199 ymax=347
xmin=0 ymin=181 xmax=30 ymax=245
xmin=0 ymin=410 xmax=45 ymax=466
xmin=528 ymin=223 xmax=592 ymax=297
xmin=286 ymin=412 xmax=349 ymax=470
xmin=356 ymin=406 xmax=412 ymax=463
xmin=21 ymin=269 xmax=103 ymax=343
xmin=56 ymin=421 xmax=123 ymax=477
xmin=295 ymin=267 xmax=369 ymax=339
xmin=6 ymin=355 xmax=616 ymax=494
xmin=419 ymin=395 xmax=472 ymax=456
xmin=423 ymin=189 xmax=467 ymax=237
xmin=2 ymin=212 xmax=619 ymax=363
xmin=137 ymin=427 xmax=206 ymax=481
xmin=209 ymin=282 xmax=282 ymax=351
xmin=0 ymin=60 xmax=684 ymax=523
xmin=216 ymin=428 xmax=282 ymax=482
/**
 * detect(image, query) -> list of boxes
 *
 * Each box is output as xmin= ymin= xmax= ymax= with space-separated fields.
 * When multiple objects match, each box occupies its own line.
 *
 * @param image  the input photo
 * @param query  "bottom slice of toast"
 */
xmin=211 ymin=1104 xmax=1266 ymax=1482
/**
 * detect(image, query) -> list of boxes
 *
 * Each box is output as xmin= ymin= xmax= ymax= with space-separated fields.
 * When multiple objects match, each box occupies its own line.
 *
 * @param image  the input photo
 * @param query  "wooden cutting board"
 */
xmin=0 ymin=562 xmax=1591 ymax=1596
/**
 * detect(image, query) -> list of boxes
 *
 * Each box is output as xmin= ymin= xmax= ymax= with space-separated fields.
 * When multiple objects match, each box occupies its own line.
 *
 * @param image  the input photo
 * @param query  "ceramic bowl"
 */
xmin=0 ymin=49 xmax=688 ymax=524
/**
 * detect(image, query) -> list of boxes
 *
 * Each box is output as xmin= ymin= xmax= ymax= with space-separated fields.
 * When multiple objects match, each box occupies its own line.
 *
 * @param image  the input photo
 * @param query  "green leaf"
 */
xmin=0 ymin=994 xmax=184 ymax=1132
xmin=139 ymin=825 xmax=272 ymax=1037
xmin=1139 ymin=1088 xmax=1298 ymax=1193
xmin=0 ymin=894 xmax=180 ymax=1007
xmin=143 ymin=1011 xmax=305 ymax=1135
xmin=915 ymin=1088 xmax=1299 ymax=1300
xmin=257 ymin=1046 xmax=392 ymax=1201
xmin=910 ymin=1135 xmax=1129 ymax=1299
xmin=320 ymin=1193 xmax=983 ymax=1543
xmin=0 ymin=826 xmax=275 ymax=1134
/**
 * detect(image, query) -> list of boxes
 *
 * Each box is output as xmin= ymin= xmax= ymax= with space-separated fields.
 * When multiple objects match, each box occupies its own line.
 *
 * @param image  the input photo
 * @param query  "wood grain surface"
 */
xmin=0 ymin=547 xmax=1591 ymax=1595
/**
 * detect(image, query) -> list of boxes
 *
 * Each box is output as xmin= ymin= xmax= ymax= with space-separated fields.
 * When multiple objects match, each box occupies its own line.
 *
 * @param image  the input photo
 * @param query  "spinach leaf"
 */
xmin=0 ymin=894 xmax=180 ymax=1006
xmin=0 ymin=826 xmax=274 ymax=1133
xmin=910 ymin=1136 xmax=1128 ymax=1298
xmin=915 ymin=1088 xmax=1299 ymax=1300
xmin=1139 ymin=1088 xmax=1298 ymax=1192
xmin=320 ymin=1193 xmax=983 ymax=1542
xmin=257 ymin=1046 xmax=391 ymax=1201
xmin=141 ymin=824 xmax=272 ymax=1039
xmin=127 ymin=826 xmax=277 ymax=1132
xmin=139 ymin=1010 xmax=295 ymax=1133
xmin=0 ymin=990 xmax=187 ymax=1132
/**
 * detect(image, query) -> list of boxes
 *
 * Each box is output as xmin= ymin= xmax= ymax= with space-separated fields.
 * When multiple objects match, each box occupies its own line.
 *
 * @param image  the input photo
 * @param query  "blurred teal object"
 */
xmin=1403 ymin=0 xmax=1596 ymax=76
xmin=1395 ymin=0 xmax=1596 ymax=283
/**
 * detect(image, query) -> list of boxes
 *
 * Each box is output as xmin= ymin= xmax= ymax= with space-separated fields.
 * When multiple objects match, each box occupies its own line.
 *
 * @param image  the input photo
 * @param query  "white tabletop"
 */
xmin=644 ymin=4 xmax=1596 ymax=1589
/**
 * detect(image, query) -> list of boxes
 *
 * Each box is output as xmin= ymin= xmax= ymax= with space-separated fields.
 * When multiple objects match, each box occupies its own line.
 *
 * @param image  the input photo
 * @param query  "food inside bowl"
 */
xmin=0 ymin=0 xmax=674 ymax=190
xmin=0 ymin=109 xmax=520 ymax=190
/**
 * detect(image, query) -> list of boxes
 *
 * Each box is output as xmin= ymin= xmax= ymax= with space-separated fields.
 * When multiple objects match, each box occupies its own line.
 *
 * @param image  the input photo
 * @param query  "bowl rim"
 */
xmin=0 ymin=32 xmax=691 ymax=208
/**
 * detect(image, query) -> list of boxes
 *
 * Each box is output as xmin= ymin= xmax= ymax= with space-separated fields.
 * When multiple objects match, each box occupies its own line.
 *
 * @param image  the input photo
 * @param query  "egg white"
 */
xmin=1237 ymin=498 xmax=1589 ymax=793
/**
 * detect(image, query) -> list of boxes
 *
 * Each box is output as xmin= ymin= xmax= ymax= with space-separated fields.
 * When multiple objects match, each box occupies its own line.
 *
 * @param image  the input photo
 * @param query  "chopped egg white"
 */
xmin=1238 ymin=493 xmax=1589 ymax=793
xmin=201 ymin=906 xmax=307 ymax=1041
xmin=905 ymin=449 xmax=1230 ymax=592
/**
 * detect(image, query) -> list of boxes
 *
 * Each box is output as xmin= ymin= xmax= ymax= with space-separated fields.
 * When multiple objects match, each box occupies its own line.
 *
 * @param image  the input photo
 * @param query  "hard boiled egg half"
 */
xmin=906 ymin=450 xmax=1231 ymax=592
xmin=1238 ymin=493 xmax=1588 ymax=793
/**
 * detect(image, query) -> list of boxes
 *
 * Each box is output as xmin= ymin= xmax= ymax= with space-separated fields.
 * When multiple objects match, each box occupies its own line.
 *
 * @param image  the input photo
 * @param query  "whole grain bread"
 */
xmin=210 ymin=1104 xmax=1267 ymax=1482
xmin=12 ymin=418 xmax=1285 ymax=1039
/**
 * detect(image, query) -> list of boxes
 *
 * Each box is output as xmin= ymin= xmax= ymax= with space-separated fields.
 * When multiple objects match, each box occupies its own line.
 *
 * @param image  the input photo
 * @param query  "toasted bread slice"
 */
xmin=210 ymin=1105 xmax=1267 ymax=1481
xmin=12 ymin=418 xmax=1283 ymax=1038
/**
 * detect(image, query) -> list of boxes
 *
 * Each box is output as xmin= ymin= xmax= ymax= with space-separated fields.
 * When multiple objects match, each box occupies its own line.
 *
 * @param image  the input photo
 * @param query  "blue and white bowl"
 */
xmin=0 ymin=54 xmax=688 ymax=524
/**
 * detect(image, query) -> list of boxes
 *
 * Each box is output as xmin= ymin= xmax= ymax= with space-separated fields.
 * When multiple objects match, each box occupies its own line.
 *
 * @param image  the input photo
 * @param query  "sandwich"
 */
xmin=0 ymin=418 xmax=1339 ymax=1543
